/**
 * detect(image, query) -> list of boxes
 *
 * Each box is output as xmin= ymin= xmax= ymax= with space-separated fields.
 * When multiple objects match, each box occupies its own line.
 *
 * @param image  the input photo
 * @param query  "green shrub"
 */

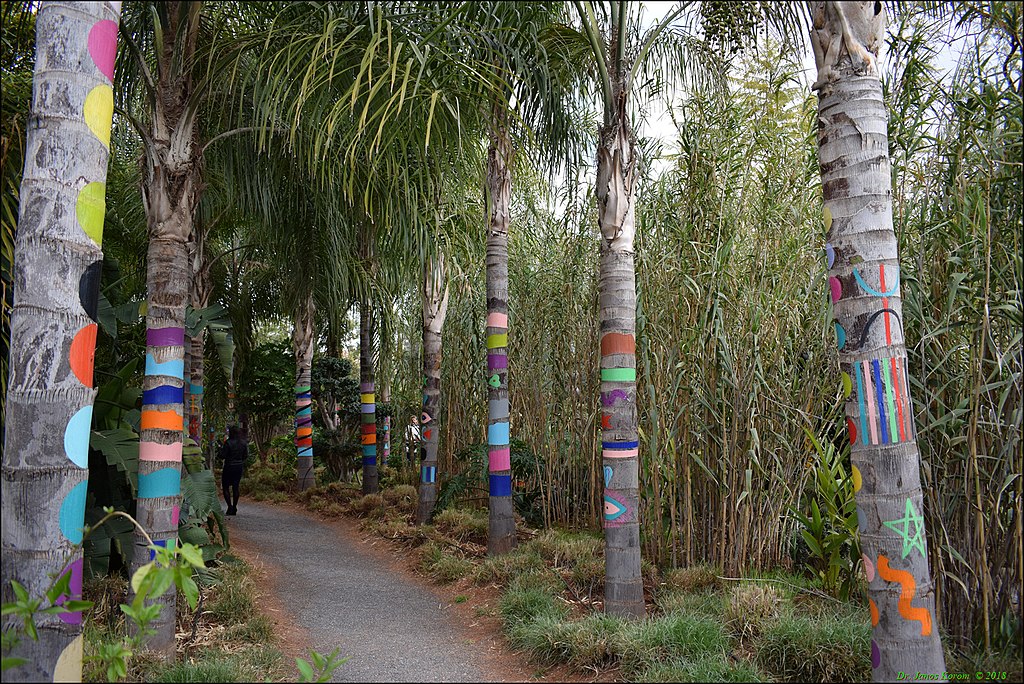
xmin=155 ymin=657 xmax=242 ymax=683
xmin=634 ymin=656 xmax=769 ymax=683
xmin=754 ymin=614 xmax=870 ymax=682
xmin=506 ymin=614 xmax=625 ymax=668
xmin=225 ymin=614 xmax=274 ymax=643
xmin=618 ymin=613 xmax=729 ymax=676
xmin=500 ymin=586 xmax=570 ymax=629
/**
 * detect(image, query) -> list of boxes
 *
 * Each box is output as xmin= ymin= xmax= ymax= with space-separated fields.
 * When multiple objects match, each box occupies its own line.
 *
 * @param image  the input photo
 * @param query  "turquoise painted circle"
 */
xmin=59 ymin=481 xmax=89 ymax=544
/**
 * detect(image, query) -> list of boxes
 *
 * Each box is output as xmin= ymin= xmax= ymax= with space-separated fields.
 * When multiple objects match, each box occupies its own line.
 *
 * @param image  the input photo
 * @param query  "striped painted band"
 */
xmin=146 ymin=327 xmax=184 ymax=347
xmin=489 ymin=475 xmax=512 ymax=497
xmin=142 ymin=385 xmax=183 ymax=406
xmin=601 ymin=368 xmax=636 ymax=382
xmin=603 ymin=448 xmax=638 ymax=459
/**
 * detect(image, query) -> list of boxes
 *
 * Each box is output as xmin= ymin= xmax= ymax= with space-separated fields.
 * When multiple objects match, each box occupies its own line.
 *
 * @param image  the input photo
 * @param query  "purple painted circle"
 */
xmin=825 ymin=243 xmax=835 ymax=269
xmin=829 ymin=276 xmax=842 ymax=303
xmin=870 ymin=640 xmax=880 ymax=668
xmin=57 ymin=558 xmax=84 ymax=625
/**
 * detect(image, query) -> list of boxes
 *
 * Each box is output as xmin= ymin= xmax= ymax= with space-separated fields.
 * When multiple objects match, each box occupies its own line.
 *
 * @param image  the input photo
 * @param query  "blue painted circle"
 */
xmin=63 ymin=405 xmax=93 ymax=468
xmin=59 ymin=480 xmax=89 ymax=544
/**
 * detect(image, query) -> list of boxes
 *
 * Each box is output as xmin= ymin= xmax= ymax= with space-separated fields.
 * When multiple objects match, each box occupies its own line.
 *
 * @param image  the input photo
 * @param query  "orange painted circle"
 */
xmin=69 ymin=324 xmax=97 ymax=386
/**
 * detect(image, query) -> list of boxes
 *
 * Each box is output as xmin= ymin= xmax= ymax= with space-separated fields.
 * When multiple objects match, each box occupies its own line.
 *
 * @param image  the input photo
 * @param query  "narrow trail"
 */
xmin=227 ymin=500 xmax=521 ymax=683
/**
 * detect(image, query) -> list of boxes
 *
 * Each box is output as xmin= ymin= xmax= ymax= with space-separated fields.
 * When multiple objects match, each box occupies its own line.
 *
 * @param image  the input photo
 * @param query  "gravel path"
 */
xmin=229 ymin=501 xmax=508 ymax=683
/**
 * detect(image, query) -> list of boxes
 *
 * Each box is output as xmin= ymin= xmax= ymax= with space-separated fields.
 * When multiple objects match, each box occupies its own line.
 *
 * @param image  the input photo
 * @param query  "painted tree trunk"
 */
xmin=416 ymin=256 xmax=449 ymax=524
xmin=485 ymin=117 xmax=516 ymax=556
xmin=0 ymin=3 xmax=120 ymax=680
xmin=381 ymin=382 xmax=391 ymax=468
xmin=131 ymin=1 xmax=204 ymax=659
xmin=809 ymin=2 xmax=945 ymax=679
xmin=360 ymin=300 xmax=379 ymax=494
xmin=293 ymin=293 xmax=316 ymax=491
xmin=134 ymin=236 xmax=189 ymax=659
xmin=597 ymin=77 xmax=644 ymax=618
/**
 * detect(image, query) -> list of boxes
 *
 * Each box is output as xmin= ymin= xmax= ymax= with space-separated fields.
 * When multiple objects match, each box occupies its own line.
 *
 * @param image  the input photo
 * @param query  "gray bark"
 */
xmin=294 ymin=292 xmax=316 ymax=491
xmin=130 ymin=1 xmax=206 ymax=659
xmin=485 ymin=116 xmax=516 ymax=556
xmin=810 ymin=2 xmax=946 ymax=679
xmin=1 ymin=3 xmax=121 ymax=680
xmin=416 ymin=255 xmax=449 ymax=524
xmin=597 ymin=70 xmax=644 ymax=618
xmin=360 ymin=300 xmax=378 ymax=494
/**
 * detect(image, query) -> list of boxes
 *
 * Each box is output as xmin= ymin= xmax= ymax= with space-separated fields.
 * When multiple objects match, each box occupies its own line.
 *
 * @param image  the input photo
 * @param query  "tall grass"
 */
xmin=381 ymin=8 xmax=1021 ymax=652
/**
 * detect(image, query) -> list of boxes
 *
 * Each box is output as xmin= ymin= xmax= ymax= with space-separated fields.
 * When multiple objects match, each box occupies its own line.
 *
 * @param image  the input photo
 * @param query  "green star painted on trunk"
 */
xmin=883 ymin=498 xmax=926 ymax=559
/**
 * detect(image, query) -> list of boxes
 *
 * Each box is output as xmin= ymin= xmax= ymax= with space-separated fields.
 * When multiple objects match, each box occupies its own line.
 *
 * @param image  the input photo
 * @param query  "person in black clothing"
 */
xmin=217 ymin=426 xmax=248 ymax=515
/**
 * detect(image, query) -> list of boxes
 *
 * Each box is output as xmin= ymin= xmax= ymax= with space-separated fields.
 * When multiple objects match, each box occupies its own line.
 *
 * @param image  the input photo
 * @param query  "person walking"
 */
xmin=217 ymin=426 xmax=248 ymax=515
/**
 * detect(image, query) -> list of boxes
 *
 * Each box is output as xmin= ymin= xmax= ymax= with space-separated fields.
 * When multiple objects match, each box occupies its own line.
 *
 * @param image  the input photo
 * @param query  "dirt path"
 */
xmin=228 ymin=500 xmax=528 ymax=683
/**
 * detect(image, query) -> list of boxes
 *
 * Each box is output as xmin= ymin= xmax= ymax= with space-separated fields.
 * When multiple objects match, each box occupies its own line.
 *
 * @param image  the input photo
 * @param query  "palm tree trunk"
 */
xmin=416 ymin=255 xmax=449 ymax=524
xmin=293 ymin=292 xmax=316 ymax=491
xmin=131 ymin=2 xmax=205 ymax=659
xmin=485 ymin=116 xmax=516 ymax=555
xmin=1 ymin=3 xmax=120 ymax=680
xmin=381 ymin=382 xmax=391 ymax=468
xmin=134 ymin=234 xmax=190 ymax=659
xmin=360 ymin=300 xmax=379 ymax=494
xmin=597 ymin=75 xmax=644 ymax=618
xmin=809 ymin=2 xmax=945 ymax=679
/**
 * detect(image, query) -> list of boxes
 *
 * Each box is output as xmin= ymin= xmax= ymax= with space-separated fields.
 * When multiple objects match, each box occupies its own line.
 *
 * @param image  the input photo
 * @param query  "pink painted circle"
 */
xmin=88 ymin=20 xmax=118 ymax=81
xmin=829 ymin=276 xmax=842 ymax=303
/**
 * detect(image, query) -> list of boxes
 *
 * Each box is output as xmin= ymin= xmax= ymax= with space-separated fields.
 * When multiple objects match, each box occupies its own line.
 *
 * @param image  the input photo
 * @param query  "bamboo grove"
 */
xmin=1 ymin=1 xmax=1021 ymax=681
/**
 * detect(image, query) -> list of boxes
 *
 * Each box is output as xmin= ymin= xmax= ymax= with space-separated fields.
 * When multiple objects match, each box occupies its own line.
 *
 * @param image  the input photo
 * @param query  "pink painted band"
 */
xmin=486 ymin=312 xmax=508 ymax=329
xmin=295 ymin=398 xmax=312 ymax=407
xmin=139 ymin=441 xmax=183 ymax=462
xmin=488 ymin=447 xmax=511 ymax=472
xmin=602 ymin=448 xmax=638 ymax=459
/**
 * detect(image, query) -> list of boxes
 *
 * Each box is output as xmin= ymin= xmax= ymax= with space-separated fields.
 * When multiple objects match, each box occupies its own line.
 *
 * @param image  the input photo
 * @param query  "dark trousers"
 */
xmin=222 ymin=464 xmax=244 ymax=508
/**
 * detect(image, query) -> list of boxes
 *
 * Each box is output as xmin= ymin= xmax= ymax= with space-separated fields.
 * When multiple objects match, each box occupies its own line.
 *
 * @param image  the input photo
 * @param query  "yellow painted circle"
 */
xmin=53 ymin=634 xmax=83 ymax=682
xmin=76 ymin=182 xmax=105 ymax=246
xmin=823 ymin=205 xmax=833 ymax=231
xmin=852 ymin=465 xmax=862 ymax=493
xmin=841 ymin=371 xmax=852 ymax=398
xmin=83 ymin=84 xmax=113 ymax=148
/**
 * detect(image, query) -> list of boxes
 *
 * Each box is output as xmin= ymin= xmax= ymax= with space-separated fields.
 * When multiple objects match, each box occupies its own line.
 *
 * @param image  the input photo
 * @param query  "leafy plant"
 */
xmin=2 ymin=509 xmax=207 ymax=681
xmin=295 ymin=647 xmax=348 ymax=683
xmin=790 ymin=428 xmax=861 ymax=599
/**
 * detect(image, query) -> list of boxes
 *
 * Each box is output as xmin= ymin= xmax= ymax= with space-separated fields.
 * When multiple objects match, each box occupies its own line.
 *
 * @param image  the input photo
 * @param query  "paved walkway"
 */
xmin=229 ymin=501 xmax=508 ymax=683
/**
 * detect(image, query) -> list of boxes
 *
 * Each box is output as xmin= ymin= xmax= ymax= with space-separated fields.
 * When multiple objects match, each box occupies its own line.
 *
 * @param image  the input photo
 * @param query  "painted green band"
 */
xmin=601 ymin=368 xmax=636 ymax=382
xmin=486 ymin=333 xmax=508 ymax=349
xmin=294 ymin=385 xmax=311 ymax=392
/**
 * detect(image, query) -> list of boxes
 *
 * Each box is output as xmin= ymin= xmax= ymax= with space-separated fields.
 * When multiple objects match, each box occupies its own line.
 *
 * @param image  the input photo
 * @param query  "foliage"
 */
xmin=295 ymin=648 xmax=348 ymax=683
xmin=435 ymin=439 xmax=544 ymax=526
xmin=236 ymin=339 xmax=294 ymax=456
xmin=2 ymin=509 xmax=207 ymax=680
xmin=790 ymin=428 xmax=861 ymax=599
xmin=753 ymin=614 xmax=871 ymax=683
